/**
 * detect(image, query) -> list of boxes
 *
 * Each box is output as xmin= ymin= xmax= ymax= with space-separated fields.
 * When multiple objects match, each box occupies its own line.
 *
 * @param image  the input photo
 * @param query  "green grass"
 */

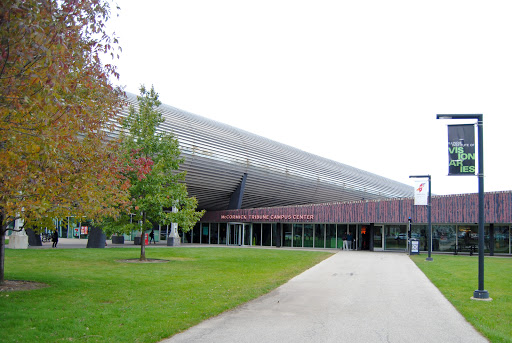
xmin=411 ymin=254 xmax=512 ymax=343
xmin=0 ymin=247 xmax=332 ymax=342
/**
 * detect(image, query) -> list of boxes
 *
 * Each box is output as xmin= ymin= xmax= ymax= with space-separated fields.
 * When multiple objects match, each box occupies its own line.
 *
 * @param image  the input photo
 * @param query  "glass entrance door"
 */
xmin=374 ymin=225 xmax=384 ymax=251
xmin=227 ymin=223 xmax=242 ymax=245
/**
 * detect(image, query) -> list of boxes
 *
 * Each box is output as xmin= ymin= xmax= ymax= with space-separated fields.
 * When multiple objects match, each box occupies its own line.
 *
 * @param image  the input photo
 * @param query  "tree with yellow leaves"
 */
xmin=0 ymin=0 xmax=130 ymax=283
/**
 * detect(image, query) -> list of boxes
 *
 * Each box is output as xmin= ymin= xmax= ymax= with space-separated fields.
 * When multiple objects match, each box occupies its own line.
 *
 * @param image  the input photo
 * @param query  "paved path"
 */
xmin=161 ymin=251 xmax=488 ymax=343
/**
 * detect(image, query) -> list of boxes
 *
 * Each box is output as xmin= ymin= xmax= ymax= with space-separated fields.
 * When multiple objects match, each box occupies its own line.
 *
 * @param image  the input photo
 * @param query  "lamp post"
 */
xmin=410 ymin=175 xmax=432 ymax=261
xmin=437 ymin=114 xmax=490 ymax=300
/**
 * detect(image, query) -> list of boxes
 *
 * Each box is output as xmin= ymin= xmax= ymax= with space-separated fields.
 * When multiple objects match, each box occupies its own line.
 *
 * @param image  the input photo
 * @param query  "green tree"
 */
xmin=108 ymin=85 xmax=203 ymax=260
xmin=0 ymin=0 xmax=129 ymax=284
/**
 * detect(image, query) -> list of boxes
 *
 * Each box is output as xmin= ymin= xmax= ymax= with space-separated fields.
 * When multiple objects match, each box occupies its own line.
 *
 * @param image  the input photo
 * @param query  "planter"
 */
xmin=167 ymin=237 xmax=181 ymax=246
xmin=112 ymin=235 xmax=124 ymax=244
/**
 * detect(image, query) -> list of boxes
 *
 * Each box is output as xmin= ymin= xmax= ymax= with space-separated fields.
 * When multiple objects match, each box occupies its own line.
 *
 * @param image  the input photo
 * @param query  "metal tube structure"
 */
xmin=410 ymin=175 xmax=432 ymax=261
xmin=436 ymin=114 xmax=490 ymax=300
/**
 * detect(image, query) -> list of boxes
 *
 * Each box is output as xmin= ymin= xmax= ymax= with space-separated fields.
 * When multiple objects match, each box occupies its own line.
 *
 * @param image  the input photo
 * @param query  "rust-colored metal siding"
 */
xmin=201 ymin=191 xmax=512 ymax=224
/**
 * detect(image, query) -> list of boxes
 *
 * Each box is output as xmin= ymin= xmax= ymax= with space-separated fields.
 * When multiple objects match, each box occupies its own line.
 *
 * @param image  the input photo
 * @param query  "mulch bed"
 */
xmin=116 ymin=258 xmax=169 ymax=263
xmin=0 ymin=280 xmax=49 ymax=292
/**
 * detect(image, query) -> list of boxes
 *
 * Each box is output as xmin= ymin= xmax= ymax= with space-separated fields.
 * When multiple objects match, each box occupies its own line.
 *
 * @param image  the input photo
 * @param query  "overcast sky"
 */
xmin=107 ymin=0 xmax=512 ymax=196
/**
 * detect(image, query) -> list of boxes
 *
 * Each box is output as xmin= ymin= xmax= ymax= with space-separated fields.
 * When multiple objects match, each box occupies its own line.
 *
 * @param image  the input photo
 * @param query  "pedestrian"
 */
xmin=52 ymin=230 xmax=59 ymax=248
xmin=342 ymin=233 xmax=348 ymax=250
xmin=149 ymin=229 xmax=155 ymax=244
xmin=347 ymin=232 xmax=353 ymax=250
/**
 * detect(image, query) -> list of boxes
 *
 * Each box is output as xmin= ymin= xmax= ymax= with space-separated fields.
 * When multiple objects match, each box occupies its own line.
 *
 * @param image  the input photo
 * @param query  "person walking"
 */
xmin=342 ymin=233 xmax=348 ymax=250
xmin=149 ymin=229 xmax=156 ymax=244
xmin=347 ymin=232 xmax=353 ymax=251
xmin=51 ymin=230 xmax=59 ymax=248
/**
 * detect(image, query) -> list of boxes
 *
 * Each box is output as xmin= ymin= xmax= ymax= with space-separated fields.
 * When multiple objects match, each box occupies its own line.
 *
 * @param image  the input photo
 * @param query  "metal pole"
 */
xmin=474 ymin=115 xmax=489 ymax=299
xmin=427 ymin=175 xmax=433 ymax=261
xmin=409 ymin=174 xmax=432 ymax=261
xmin=436 ymin=114 xmax=490 ymax=300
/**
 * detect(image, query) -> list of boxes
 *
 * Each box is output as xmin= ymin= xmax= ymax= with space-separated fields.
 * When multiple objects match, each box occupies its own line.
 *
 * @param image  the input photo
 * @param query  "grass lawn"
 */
xmin=411 ymin=254 xmax=512 ymax=343
xmin=0 ymin=247 xmax=332 ymax=342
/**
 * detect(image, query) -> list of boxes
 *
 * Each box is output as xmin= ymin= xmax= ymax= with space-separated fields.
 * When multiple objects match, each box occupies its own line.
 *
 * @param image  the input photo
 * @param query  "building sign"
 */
xmin=414 ymin=181 xmax=428 ymax=206
xmin=220 ymin=214 xmax=314 ymax=221
xmin=447 ymin=124 xmax=476 ymax=175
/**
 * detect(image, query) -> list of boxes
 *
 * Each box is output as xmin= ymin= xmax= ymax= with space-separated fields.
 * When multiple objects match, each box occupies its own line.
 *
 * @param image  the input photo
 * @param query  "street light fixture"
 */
xmin=437 ymin=114 xmax=490 ymax=300
xmin=409 ymin=175 xmax=433 ymax=261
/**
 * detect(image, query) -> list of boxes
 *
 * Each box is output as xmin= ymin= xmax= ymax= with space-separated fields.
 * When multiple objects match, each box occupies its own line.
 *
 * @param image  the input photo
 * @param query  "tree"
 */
xmin=0 ymin=0 xmax=130 ymax=284
xmin=107 ymin=85 xmax=204 ymax=260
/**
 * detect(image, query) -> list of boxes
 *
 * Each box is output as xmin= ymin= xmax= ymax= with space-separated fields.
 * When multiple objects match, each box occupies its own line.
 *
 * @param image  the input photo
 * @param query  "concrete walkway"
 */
xmin=161 ymin=251 xmax=488 ymax=343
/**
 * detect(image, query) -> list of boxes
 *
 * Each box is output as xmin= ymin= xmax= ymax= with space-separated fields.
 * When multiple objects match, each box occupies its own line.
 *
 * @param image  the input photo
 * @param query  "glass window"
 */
xmin=192 ymin=223 xmax=200 ymax=243
xmin=304 ymin=224 xmax=313 ymax=248
xmin=385 ymin=225 xmax=406 ymax=250
xmin=262 ymin=224 xmax=272 ymax=246
xmin=210 ymin=223 xmax=219 ymax=244
xmin=160 ymin=225 xmax=168 ymax=240
xmin=349 ymin=224 xmax=357 ymax=250
xmin=433 ymin=225 xmax=456 ymax=252
xmin=293 ymin=224 xmax=303 ymax=247
xmin=314 ymin=224 xmax=325 ymax=248
xmin=272 ymin=223 xmax=279 ymax=247
xmin=252 ymin=223 xmax=262 ymax=246
xmin=283 ymin=224 xmax=292 ymax=247
xmin=337 ymin=224 xmax=347 ymax=249
xmin=458 ymin=225 xmax=478 ymax=249
xmin=201 ymin=223 xmax=209 ymax=244
xmin=219 ymin=223 xmax=227 ymax=244
xmin=244 ymin=224 xmax=252 ymax=245
xmin=182 ymin=227 xmax=191 ymax=243
xmin=493 ymin=226 xmax=510 ymax=254
xmin=325 ymin=224 xmax=336 ymax=248
xmin=411 ymin=225 xmax=427 ymax=251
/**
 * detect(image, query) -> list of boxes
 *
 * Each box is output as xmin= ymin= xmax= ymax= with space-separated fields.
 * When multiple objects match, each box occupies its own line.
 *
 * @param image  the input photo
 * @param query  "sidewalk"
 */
xmin=26 ymin=237 xmax=169 ymax=249
xmin=161 ymin=251 xmax=488 ymax=343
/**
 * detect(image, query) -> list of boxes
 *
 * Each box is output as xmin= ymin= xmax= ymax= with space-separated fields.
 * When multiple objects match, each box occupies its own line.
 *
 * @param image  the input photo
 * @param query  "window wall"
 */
xmin=219 ymin=223 xmax=227 ymax=244
xmin=293 ymin=224 xmax=303 ymax=247
xmin=337 ymin=224 xmax=347 ymax=249
xmin=493 ymin=225 xmax=510 ymax=254
xmin=262 ymin=224 xmax=272 ymax=246
xmin=187 ymin=222 xmax=510 ymax=254
xmin=304 ymin=224 xmax=313 ymax=247
xmin=314 ymin=224 xmax=325 ymax=248
xmin=326 ymin=224 xmax=336 ymax=248
xmin=252 ymin=223 xmax=262 ymax=246
xmin=433 ymin=225 xmax=456 ymax=252
xmin=384 ymin=225 xmax=407 ymax=250
xmin=210 ymin=223 xmax=219 ymax=244
xmin=283 ymin=223 xmax=292 ymax=247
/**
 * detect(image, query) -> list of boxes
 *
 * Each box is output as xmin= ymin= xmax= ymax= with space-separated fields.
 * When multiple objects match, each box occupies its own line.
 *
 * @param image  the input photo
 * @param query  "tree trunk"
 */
xmin=1 ymin=229 xmax=5 ymax=285
xmin=1 ymin=214 xmax=5 ymax=284
xmin=140 ymin=212 xmax=146 ymax=261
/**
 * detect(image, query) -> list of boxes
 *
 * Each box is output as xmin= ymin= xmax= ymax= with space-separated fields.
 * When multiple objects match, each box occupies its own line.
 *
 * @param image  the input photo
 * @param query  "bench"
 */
xmin=452 ymin=244 xmax=478 ymax=256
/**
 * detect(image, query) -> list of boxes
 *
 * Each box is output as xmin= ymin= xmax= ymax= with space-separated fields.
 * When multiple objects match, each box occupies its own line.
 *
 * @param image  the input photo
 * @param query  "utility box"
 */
xmin=410 ymin=239 xmax=420 ymax=255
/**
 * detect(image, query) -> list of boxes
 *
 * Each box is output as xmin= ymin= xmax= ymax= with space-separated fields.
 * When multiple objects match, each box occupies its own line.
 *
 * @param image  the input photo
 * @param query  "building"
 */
xmin=123 ymin=93 xmax=511 ymax=255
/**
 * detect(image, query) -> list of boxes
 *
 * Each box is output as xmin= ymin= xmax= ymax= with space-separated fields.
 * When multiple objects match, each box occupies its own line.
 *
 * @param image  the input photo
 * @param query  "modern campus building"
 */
xmin=121 ymin=93 xmax=511 ymax=255
xmin=19 ymin=93 xmax=509 ymax=255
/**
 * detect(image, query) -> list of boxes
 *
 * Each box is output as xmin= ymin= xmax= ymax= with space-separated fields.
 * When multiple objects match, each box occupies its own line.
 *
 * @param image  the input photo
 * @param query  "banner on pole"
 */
xmin=447 ymin=124 xmax=476 ymax=175
xmin=414 ymin=181 xmax=428 ymax=206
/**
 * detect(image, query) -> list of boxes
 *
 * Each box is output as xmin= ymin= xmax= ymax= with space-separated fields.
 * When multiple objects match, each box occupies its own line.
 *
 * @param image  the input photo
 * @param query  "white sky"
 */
xmin=107 ymin=0 xmax=512 ymax=195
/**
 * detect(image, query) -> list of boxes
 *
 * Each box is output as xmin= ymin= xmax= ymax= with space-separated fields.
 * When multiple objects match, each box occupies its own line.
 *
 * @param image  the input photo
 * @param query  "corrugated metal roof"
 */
xmin=121 ymin=93 xmax=414 ymax=211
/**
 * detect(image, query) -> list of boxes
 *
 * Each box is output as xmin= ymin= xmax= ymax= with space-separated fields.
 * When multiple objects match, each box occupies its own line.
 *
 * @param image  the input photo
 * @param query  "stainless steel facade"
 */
xmin=123 ymin=93 xmax=413 ymax=211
